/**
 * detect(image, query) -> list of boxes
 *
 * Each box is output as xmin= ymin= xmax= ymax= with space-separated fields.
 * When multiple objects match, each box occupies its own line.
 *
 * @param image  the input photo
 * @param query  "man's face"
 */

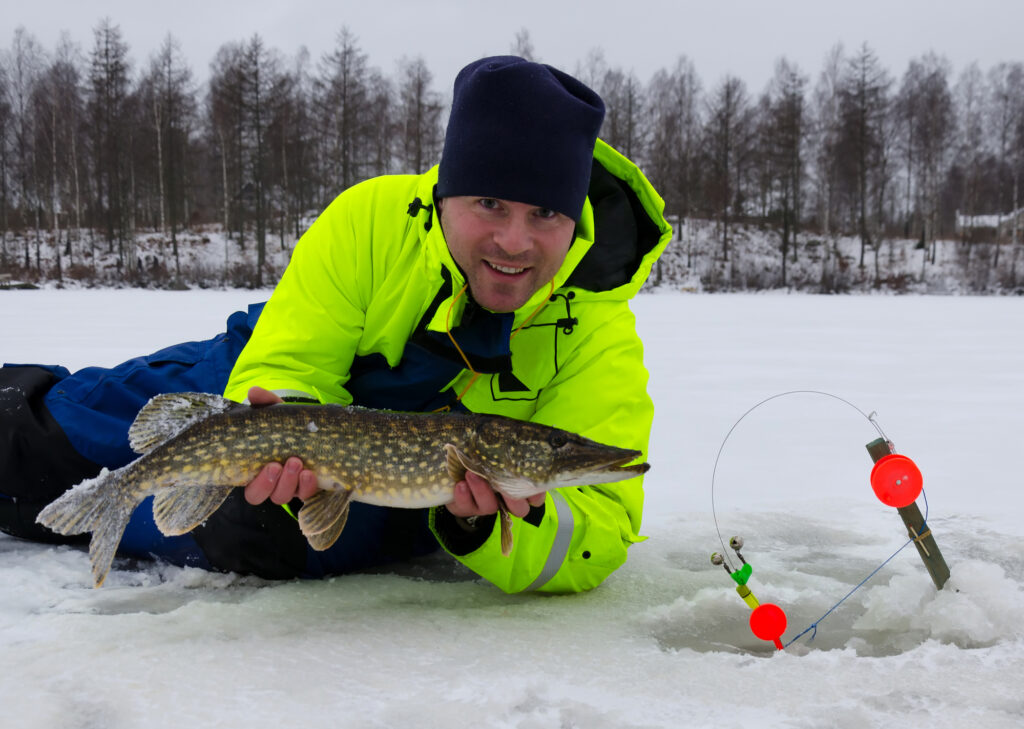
xmin=438 ymin=196 xmax=576 ymax=313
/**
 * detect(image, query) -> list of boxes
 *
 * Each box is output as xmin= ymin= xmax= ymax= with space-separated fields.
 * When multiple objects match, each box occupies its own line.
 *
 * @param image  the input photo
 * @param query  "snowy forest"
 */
xmin=1 ymin=22 xmax=1023 ymax=293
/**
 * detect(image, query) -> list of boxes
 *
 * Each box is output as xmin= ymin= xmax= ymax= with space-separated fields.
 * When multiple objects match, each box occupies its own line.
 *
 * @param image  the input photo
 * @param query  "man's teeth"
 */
xmin=488 ymin=262 xmax=526 ymax=274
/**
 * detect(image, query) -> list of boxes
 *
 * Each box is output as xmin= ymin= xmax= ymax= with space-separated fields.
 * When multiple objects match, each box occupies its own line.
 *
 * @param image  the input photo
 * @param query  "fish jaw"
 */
xmin=460 ymin=436 xmax=650 ymax=501
xmin=543 ymin=459 xmax=650 ymax=490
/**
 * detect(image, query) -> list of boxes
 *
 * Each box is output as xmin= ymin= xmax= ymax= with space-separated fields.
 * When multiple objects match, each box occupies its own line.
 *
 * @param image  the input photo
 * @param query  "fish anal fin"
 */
xmin=298 ymin=487 xmax=353 ymax=550
xmin=152 ymin=485 xmax=234 ymax=536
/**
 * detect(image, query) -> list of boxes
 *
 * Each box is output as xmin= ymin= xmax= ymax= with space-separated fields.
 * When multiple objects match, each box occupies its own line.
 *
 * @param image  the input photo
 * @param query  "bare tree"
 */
xmin=315 ymin=27 xmax=371 ymax=192
xmin=704 ymin=75 xmax=753 ymax=267
xmin=240 ymin=35 xmax=281 ymax=287
xmin=838 ymin=44 xmax=891 ymax=270
xmin=394 ymin=56 xmax=442 ymax=174
xmin=86 ymin=18 xmax=132 ymax=268
xmin=902 ymin=54 xmax=954 ymax=268
xmin=266 ymin=47 xmax=315 ymax=246
xmin=364 ymin=69 xmax=395 ymax=181
xmin=32 ymin=34 xmax=87 ymax=280
xmin=599 ymin=66 xmax=645 ymax=160
xmin=644 ymin=56 xmax=702 ymax=273
xmin=207 ymin=41 xmax=246 ymax=250
xmin=952 ymin=62 xmax=988 ymax=249
xmin=808 ymin=43 xmax=846 ymax=290
xmin=139 ymin=34 xmax=195 ymax=277
xmin=763 ymin=58 xmax=808 ymax=287
xmin=573 ymin=48 xmax=608 ymax=98
xmin=7 ymin=27 xmax=46 ymax=268
xmin=988 ymin=62 xmax=1024 ymax=272
xmin=510 ymin=28 xmax=536 ymax=61
xmin=0 ymin=57 xmax=12 ymax=264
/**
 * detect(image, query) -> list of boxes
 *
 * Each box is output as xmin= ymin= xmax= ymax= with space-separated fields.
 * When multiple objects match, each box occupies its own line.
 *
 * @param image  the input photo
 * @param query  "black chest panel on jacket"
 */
xmin=346 ymin=270 xmax=514 ymax=412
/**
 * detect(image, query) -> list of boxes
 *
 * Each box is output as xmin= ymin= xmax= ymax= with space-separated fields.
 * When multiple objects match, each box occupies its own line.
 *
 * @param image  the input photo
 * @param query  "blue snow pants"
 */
xmin=0 ymin=303 xmax=438 ymax=579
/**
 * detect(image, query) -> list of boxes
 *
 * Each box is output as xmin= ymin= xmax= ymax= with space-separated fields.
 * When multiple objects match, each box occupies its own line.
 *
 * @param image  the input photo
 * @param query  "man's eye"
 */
xmin=534 ymin=208 xmax=559 ymax=220
xmin=479 ymin=198 xmax=500 ymax=210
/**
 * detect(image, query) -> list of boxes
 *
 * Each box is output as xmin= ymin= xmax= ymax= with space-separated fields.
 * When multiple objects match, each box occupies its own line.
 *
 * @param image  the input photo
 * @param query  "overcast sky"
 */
xmin=7 ymin=0 xmax=1023 ymax=96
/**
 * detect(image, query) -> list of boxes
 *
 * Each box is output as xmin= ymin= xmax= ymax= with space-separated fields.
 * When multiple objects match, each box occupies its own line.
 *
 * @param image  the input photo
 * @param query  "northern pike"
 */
xmin=37 ymin=392 xmax=649 ymax=587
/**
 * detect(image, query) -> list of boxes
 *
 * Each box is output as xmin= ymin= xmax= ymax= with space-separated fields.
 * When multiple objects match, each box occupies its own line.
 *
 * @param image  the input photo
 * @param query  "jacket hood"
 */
xmin=567 ymin=139 xmax=673 ymax=300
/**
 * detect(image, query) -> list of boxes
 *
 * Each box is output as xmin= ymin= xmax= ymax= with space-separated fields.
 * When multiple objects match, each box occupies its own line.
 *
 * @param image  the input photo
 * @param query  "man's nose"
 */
xmin=492 ymin=215 xmax=532 ymax=256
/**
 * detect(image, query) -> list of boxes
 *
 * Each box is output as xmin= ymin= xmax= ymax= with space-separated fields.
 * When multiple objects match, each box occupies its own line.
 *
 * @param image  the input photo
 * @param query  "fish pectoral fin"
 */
xmin=298 ymin=487 xmax=353 ymax=551
xmin=444 ymin=444 xmax=469 ymax=482
xmin=499 ymin=503 xmax=513 ymax=557
xmin=153 ymin=485 xmax=234 ymax=536
xmin=445 ymin=443 xmax=489 ymax=484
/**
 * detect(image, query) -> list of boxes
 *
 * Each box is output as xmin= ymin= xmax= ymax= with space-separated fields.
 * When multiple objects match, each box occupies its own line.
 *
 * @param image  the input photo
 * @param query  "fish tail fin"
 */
xmin=36 ymin=466 xmax=140 ymax=587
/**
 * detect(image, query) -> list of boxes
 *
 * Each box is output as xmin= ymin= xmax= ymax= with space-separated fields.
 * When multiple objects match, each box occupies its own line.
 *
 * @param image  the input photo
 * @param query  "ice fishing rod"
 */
xmin=708 ymin=390 xmax=950 ymax=651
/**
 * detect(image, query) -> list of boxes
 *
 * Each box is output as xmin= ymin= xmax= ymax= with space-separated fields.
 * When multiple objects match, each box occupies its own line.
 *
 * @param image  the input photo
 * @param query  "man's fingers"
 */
xmin=464 ymin=472 xmax=500 ymax=514
xmin=269 ymin=457 xmax=303 ymax=504
xmin=503 ymin=496 xmax=534 ymax=518
xmin=297 ymin=470 xmax=320 ymax=501
xmin=245 ymin=462 xmax=282 ymax=505
xmin=247 ymin=385 xmax=283 ymax=408
xmin=245 ymin=457 xmax=319 ymax=505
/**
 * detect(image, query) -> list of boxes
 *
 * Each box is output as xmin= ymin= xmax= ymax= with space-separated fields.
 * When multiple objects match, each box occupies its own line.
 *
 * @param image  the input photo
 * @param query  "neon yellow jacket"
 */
xmin=224 ymin=139 xmax=672 ymax=593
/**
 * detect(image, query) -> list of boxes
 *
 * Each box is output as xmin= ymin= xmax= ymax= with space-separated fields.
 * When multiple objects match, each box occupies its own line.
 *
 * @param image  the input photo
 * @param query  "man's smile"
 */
xmin=484 ymin=260 xmax=529 ymax=276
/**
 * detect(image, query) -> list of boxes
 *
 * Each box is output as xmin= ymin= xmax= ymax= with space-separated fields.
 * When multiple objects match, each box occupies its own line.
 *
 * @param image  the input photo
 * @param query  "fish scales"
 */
xmin=36 ymin=392 xmax=650 ymax=587
xmin=140 ymin=406 xmax=465 ymax=507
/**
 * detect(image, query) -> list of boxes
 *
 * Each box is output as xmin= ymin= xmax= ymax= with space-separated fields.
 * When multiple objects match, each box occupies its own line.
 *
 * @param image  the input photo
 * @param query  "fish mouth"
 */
xmin=576 ymin=450 xmax=649 ymax=482
xmin=600 ymin=452 xmax=650 ymax=476
xmin=611 ymin=462 xmax=650 ymax=475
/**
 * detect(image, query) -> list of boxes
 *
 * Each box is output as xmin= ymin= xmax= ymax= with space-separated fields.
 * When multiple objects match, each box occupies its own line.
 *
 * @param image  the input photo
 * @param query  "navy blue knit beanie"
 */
xmin=436 ymin=56 xmax=606 ymax=221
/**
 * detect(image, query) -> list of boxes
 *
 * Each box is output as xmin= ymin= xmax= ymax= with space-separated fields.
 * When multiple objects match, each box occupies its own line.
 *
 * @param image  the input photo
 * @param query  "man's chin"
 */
xmin=470 ymin=287 xmax=531 ymax=313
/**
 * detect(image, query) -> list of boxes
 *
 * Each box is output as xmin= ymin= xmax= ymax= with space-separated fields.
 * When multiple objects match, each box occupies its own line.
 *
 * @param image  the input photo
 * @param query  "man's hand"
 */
xmin=242 ymin=386 xmax=320 ymax=506
xmin=446 ymin=471 xmax=546 ymax=519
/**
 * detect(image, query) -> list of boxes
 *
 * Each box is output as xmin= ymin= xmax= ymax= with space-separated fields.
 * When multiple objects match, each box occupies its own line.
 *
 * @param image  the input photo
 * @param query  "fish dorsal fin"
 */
xmin=298 ymin=487 xmax=353 ymax=551
xmin=153 ymin=485 xmax=235 ymax=536
xmin=129 ymin=392 xmax=237 ymax=455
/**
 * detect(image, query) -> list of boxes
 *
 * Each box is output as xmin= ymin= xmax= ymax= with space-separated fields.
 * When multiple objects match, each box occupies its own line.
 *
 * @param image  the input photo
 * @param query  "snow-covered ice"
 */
xmin=2 ymin=289 xmax=1023 ymax=728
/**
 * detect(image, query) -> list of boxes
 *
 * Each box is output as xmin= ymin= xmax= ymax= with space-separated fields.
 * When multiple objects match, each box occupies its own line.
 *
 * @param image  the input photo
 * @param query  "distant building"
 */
xmin=955 ymin=208 xmax=1024 ymax=242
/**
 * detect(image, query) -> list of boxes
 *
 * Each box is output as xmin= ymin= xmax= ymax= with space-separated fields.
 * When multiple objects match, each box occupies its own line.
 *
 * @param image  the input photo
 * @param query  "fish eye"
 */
xmin=548 ymin=432 xmax=568 ymax=449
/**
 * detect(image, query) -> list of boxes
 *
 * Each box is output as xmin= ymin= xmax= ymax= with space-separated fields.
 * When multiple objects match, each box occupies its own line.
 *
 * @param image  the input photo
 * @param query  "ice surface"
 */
xmin=1 ymin=290 xmax=1023 ymax=728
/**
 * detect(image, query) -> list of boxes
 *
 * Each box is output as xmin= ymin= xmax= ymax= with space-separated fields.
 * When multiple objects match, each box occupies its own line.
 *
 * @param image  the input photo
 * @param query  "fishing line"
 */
xmin=783 ymin=486 xmax=929 ymax=647
xmin=708 ymin=389 xmax=944 ymax=649
xmin=710 ymin=390 xmax=890 ymax=571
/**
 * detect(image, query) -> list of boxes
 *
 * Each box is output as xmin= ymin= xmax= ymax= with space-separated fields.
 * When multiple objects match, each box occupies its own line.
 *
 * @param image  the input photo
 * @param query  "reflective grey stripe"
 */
xmin=524 ymin=490 xmax=574 ymax=591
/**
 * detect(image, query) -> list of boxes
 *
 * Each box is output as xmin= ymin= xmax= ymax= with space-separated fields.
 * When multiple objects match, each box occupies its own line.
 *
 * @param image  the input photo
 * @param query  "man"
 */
xmin=0 ymin=56 xmax=672 ymax=593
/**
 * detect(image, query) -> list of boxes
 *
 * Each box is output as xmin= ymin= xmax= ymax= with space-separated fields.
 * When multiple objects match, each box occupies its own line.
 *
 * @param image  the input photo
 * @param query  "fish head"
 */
xmin=451 ymin=416 xmax=650 ymax=501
